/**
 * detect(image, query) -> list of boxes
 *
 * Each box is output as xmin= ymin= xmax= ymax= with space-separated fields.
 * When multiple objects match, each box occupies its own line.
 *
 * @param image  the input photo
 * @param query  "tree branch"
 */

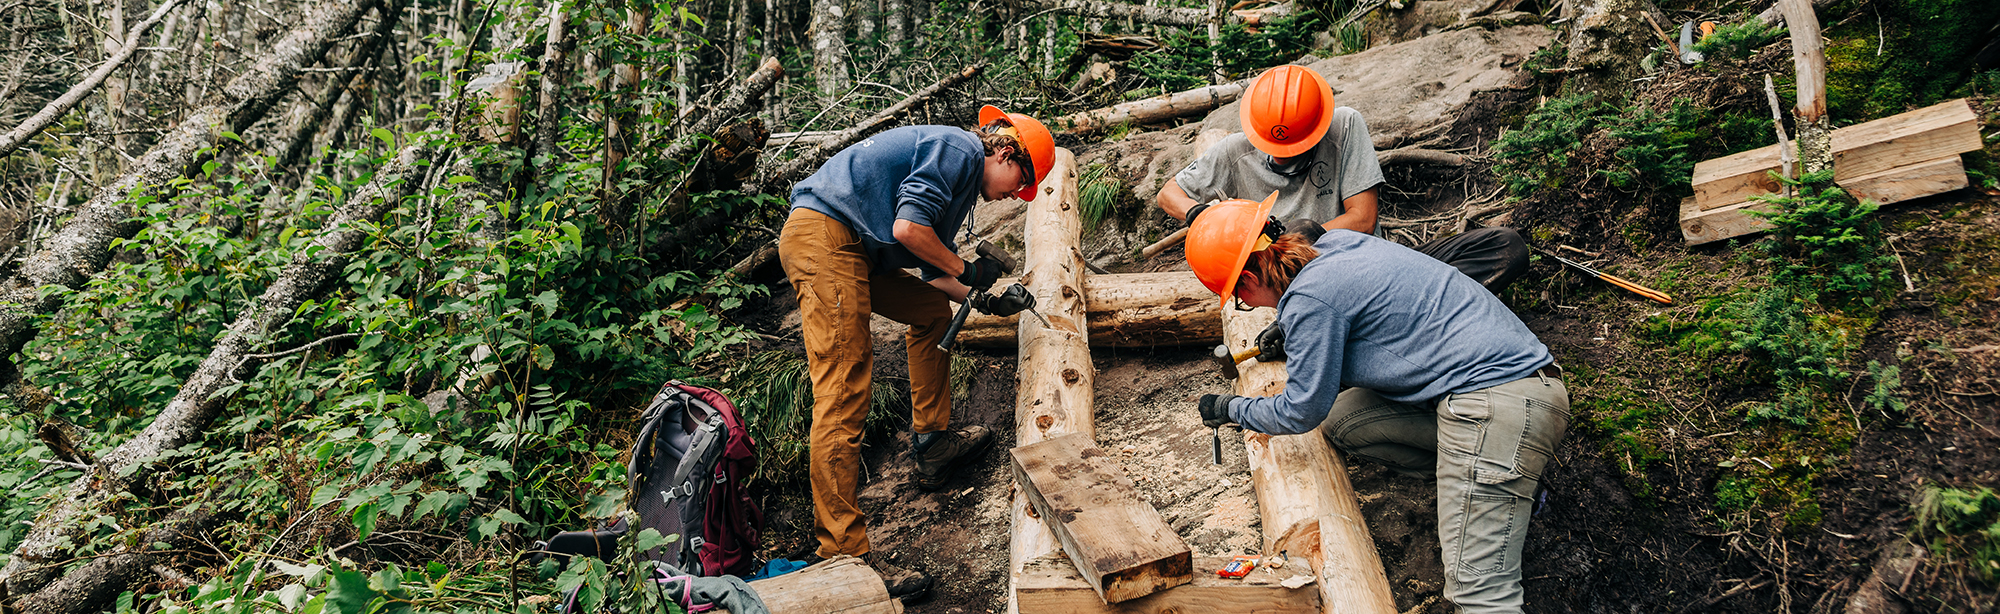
xmin=0 ymin=0 xmax=188 ymax=159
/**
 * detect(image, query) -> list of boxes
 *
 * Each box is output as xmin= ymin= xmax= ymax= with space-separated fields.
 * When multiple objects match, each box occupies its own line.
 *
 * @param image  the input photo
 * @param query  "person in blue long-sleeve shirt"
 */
xmin=1184 ymin=196 xmax=1569 ymax=614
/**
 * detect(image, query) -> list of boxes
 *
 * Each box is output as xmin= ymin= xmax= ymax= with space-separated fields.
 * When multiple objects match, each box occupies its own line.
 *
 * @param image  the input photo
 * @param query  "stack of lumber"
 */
xmin=1682 ymin=99 xmax=1984 ymax=245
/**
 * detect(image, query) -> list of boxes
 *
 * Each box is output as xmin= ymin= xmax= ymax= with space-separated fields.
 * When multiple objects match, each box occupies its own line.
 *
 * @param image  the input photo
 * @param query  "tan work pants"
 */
xmin=777 ymin=208 xmax=954 ymax=558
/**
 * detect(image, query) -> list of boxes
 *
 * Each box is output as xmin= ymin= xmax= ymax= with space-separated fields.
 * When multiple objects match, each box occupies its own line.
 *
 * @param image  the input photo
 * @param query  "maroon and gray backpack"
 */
xmin=541 ymin=381 xmax=764 ymax=578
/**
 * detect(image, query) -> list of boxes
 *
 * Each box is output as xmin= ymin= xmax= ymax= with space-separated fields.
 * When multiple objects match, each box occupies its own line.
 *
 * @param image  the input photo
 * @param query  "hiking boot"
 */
xmin=912 ymin=425 xmax=993 ymax=492
xmin=862 ymin=553 xmax=933 ymax=604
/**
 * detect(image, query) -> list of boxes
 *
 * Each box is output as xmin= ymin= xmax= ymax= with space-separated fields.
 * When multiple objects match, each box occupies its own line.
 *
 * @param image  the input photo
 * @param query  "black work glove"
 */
xmin=957 ymin=257 xmax=1004 ymax=291
xmin=1198 ymin=393 xmax=1238 ymax=428
xmin=1254 ymin=321 xmax=1287 ymax=363
xmin=1282 ymin=218 xmax=1327 ymax=243
xmin=1183 ymin=201 xmax=1215 ymax=227
xmin=972 ymin=283 xmax=1035 ymax=317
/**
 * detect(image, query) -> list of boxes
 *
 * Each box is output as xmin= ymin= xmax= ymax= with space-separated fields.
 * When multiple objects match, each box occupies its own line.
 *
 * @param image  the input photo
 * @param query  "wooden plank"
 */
xmin=1690 ymin=98 xmax=1981 ymax=211
xmin=1016 ymin=552 xmax=1320 ymax=613
xmin=1011 ymin=433 xmax=1193 ymax=604
xmin=1692 ymin=143 xmax=1783 ymax=211
xmin=1832 ymin=99 xmax=1982 ymax=181
xmin=1222 ymin=307 xmax=1397 ymax=614
xmin=1841 ymin=155 xmax=1968 ymax=205
xmin=1008 ymin=147 xmax=1094 ymax=614
xmin=1680 ymin=195 xmax=1778 ymax=246
xmin=720 ymin=555 xmax=903 ymax=614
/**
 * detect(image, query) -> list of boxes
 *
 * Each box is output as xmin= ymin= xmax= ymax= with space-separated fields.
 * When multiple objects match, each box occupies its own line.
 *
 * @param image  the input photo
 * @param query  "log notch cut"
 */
xmin=1222 ymin=308 xmax=1397 ymax=614
xmin=957 ymin=273 xmax=1220 ymax=349
xmin=1008 ymin=147 xmax=1093 ymax=614
xmin=1011 ymin=433 xmax=1192 ymax=603
xmin=717 ymin=556 xmax=902 ymax=614
xmin=1015 ymin=551 xmax=1319 ymax=613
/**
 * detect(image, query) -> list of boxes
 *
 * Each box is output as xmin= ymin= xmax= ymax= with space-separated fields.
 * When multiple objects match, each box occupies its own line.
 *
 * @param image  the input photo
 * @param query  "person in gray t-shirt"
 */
xmin=1156 ymin=65 xmax=1529 ymax=296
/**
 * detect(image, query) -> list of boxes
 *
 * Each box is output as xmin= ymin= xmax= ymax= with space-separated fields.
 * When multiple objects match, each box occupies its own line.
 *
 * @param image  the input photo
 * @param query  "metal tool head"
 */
xmin=973 ymin=241 xmax=1018 ymax=275
xmin=1212 ymin=344 xmax=1242 ymax=380
xmin=1679 ymin=21 xmax=1704 ymax=63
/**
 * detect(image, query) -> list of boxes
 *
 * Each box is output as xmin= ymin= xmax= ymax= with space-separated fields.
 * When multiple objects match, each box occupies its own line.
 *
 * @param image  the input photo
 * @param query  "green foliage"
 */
xmin=1862 ymin=359 xmax=1909 ymax=415
xmin=1822 ymin=0 xmax=2000 ymax=120
xmin=1749 ymin=170 xmax=1899 ymax=308
xmin=1597 ymin=101 xmax=1703 ymax=191
xmin=1915 ymin=485 xmax=2000 ymax=584
xmin=1078 ymin=164 xmax=1123 ymax=231
xmin=1126 ymin=10 xmax=1324 ymax=95
xmin=1492 ymin=93 xmax=1606 ymax=196
xmin=1689 ymin=20 xmax=1785 ymax=61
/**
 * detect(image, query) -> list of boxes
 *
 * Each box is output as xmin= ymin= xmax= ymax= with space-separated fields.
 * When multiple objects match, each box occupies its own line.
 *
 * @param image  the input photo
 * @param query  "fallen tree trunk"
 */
xmin=660 ymin=56 xmax=785 ymax=170
xmin=955 ymin=272 xmax=1219 ymax=348
xmin=0 ymin=0 xmax=187 ymax=159
xmin=0 ymin=143 xmax=427 ymax=598
xmin=276 ymin=3 xmax=400 ymax=170
xmin=1007 ymin=147 xmax=1091 ymax=614
xmin=0 ymin=0 xmax=382 ymax=396
xmin=1222 ymin=306 xmax=1396 ymax=614
xmin=1051 ymin=78 xmax=1249 ymax=134
xmin=11 ymin=508 xmax=220 ymax=614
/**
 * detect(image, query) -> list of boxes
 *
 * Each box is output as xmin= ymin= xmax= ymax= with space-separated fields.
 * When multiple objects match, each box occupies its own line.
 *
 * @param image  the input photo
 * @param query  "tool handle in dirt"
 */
xmin=936 ymin=290 xmax=982 ymax=352
xmin=1599 ymin=272 xmax=1674 ymax=305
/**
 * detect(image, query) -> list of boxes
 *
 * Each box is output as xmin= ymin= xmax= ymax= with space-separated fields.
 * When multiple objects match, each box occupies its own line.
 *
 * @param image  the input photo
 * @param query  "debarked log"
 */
xmin=954 ymin=272 xmax=1219 ymax=349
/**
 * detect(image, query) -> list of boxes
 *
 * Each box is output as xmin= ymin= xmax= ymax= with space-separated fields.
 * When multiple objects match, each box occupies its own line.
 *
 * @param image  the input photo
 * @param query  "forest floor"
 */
xmin=744 ymin=170 xmax=2000 ymax=613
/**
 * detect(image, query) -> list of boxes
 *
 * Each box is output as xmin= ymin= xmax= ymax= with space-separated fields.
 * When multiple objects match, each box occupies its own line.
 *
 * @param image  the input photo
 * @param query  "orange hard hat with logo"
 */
xmin=1239 ymin=65 xmax=1335 ymax=158
xmin=979 ymin=105 xmax=1056 ymax=200
xmin=1187 ymin=191 xmax=1281 ymax=308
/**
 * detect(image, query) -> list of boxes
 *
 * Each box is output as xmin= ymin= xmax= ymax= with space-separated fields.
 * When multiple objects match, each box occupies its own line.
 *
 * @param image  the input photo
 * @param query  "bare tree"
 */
xmin=811 ymin=0 xmax=849 ymax=103
xmin=0 ymin=0 xmax=188 ymax=159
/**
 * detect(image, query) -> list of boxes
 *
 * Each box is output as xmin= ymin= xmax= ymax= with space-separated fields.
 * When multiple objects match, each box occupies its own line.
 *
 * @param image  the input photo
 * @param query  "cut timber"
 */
xmin=717 ymin=555 xmax=901 ymax=614
xmin=1831 ymin=99 xmax=1983 ymax=182
xmin=1689 ymin=99 xmax=1981 ymax=211
xmin=1680 ymin=195 xmax=1776 ymax=246
xmin=1016 ymin=552 xmax=1320 ymax=613
xmin=1222 ymin=306 xmax=1397 ymax=614
xmin=1841 ymin=155 xmax=1968 ymax=205
xmin=1009 ymin=147 xmax=1092 ymax=614
xmin=1011 ymin=433 xmax=1192 ymax=603
xmin=1692 ymin=144 xmax=1782 ymax=211
xmin=1053 ymin=79 xmax=1249 ymax=134
xmin=957 ymin=273 xmax=1220 ymax=348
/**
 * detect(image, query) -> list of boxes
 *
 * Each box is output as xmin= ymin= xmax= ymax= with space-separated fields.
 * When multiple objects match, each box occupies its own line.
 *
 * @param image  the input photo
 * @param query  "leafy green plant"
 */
xmin=1863 ymin=359 xmax=1909 ymax=415
xmin=1690 ymin=20 xmax=1785 ymax=61
xmin=1078 ymin=164 xmax=1123 ymax=231
xmin=1127 ymin=10 xmax=1324 ymax=92
xmin=1492 ymin=93 xmax=1605 ymax=197
xmin=1915 ymin=485 xmax=2000 ymax=583
xmin=1750 ymin=170 xmax=1899 ymax=308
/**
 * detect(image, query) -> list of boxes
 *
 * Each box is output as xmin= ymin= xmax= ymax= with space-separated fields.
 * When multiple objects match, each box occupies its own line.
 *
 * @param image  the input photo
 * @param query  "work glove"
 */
xmin=1254 ymin=321 xmax=1287 ymax=363
xmin=957 ymin=257 xmax=1004 ymax=291
xmin=972 ymin=283 xmax=1035 ymax=317
xmin=1183 ymin=200 xmax=1218 ymax=227
xmin=1197 ymin=393 xmax=1238 ymax=428
xmin=1282 ymin=218 xmax=1327 ymax=243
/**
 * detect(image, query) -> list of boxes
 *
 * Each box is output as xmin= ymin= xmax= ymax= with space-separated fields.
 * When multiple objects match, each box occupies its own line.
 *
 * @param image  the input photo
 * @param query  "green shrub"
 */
xmin=1079 ymin=164 xmax=1123 ymax=231
xmin=1916 ymin=485 xmax=2000 ymax=583
xmin=1690 ymin=20 xmax=1785 ymax=61
xmin=1493 ymin=93 xmax=1606 ymax=197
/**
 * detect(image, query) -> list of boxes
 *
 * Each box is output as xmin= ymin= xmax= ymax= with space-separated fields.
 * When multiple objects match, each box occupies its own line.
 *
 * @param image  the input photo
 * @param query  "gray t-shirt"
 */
xmin=1173 ymin=106 xmax=1386 ymax=231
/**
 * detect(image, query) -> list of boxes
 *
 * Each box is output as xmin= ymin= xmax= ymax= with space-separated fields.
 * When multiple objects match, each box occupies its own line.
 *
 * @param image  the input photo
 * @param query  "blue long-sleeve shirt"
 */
xmin=1229 ymin=230 xmax=1553 ymax=435
xmin=790 ymin=126 xmax=986 ymax=281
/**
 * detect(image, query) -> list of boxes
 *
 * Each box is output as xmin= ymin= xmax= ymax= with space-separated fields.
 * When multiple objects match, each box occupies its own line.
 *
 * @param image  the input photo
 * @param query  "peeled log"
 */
xmin=955 ymin=272 xmax=1218 ymax=349
xmin=1222 ymin=306 xmax=1396 ymax=614
xmin=1007 ymin=148 xmax=1091 ymax=614
xmin=1052 ymin=79 xmax=1248 ymax=134
xmin=719 ymin=555 xmax=901 ymax=614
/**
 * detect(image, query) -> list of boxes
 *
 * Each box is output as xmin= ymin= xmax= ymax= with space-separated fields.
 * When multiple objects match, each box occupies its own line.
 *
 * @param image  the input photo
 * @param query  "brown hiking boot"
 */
xmin=911 ymin=425 xmax=993 ymax=492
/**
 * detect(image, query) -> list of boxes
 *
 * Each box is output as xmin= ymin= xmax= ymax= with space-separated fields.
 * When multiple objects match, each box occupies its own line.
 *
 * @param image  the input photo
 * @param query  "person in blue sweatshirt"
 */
xmin=777 ymin=106 xmax=1053 ymax=601
xmin=1184 ymin=195 xmax=1569 ymax=614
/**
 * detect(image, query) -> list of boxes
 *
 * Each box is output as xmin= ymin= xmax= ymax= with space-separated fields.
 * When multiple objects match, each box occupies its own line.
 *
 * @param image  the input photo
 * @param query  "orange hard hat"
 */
xmin=1239 ymin=65 xmax=1335 ymax=158
xmin=1187 ymin=191 xmax=1280 ymax=308
xmin=979 ymin=105 xmax=1056 ymax=200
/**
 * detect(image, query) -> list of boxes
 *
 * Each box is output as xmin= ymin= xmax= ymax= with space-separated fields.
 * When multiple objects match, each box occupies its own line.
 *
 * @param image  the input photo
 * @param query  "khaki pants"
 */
xmin=1319 ymin=373 xmax=1570 ymax=614
xmin=777 ymin=208 xmax=954 ymax=558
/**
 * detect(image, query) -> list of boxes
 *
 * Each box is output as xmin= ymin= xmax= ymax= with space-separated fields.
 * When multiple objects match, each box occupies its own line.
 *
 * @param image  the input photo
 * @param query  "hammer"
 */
xmin=1210 ymin=344 xmax=1263 ymax=380
xmin=1206 ymin=344 xmax=1261 ymax=464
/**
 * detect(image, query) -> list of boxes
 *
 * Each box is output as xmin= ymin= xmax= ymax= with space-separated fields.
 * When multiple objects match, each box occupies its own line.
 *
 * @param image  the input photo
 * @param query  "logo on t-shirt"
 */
xmin=1309 ymin=161 xmax=1333 ymax=189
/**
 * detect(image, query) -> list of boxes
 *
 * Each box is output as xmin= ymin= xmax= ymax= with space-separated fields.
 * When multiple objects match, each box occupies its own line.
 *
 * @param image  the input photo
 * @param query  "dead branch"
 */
xmin=1052 ymin=78 xmax=1250 ymax=134
xmin=11 ymin=508 xmax=220 ymax=614
xmin=1016 ymin=0 xmax=1213 ymax=27
xmin=0 ymin=0 xmax=188 ymax=159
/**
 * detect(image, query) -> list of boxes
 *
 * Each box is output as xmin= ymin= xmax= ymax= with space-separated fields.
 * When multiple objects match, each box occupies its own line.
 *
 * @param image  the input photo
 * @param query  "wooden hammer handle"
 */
xmin=1599 ymin=272 xmax=1674 ymax=305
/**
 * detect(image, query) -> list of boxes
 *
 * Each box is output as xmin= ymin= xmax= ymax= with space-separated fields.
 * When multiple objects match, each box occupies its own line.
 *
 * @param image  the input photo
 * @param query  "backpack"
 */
xmin=541 ymin=381 xmax=764 ymax=577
